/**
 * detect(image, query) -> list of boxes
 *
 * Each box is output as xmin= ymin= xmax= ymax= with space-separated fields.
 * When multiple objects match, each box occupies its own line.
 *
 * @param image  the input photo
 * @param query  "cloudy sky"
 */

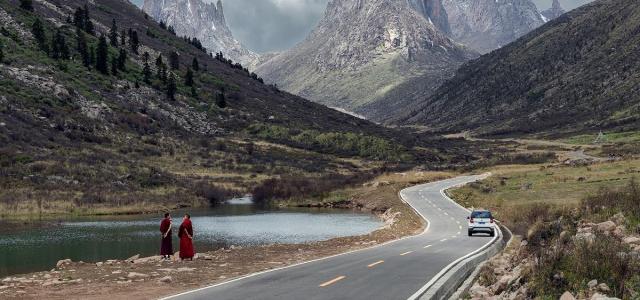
xmin=133 ymin=0 xmax=594 ymax=54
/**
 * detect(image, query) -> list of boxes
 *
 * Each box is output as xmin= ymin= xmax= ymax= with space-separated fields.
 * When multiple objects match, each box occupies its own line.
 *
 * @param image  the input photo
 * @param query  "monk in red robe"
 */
xmin=178 ymin=214 xmax=195 ymax=260
xmin=160 ymin=213 xmax=173 ymax=259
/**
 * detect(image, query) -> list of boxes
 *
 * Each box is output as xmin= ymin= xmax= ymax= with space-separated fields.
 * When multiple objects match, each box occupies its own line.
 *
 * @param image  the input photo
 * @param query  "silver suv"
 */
xmin=467 ymin=210 xmax=496 ymax=237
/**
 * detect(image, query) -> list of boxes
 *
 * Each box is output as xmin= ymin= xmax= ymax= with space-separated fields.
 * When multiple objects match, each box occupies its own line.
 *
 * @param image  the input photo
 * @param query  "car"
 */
xmin=467 ymin=210 xmax=496 ymax=237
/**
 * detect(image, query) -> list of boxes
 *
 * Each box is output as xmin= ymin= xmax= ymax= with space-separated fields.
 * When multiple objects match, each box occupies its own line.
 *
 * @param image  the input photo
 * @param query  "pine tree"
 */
xmin=0 ymin=41 xmax=4 ymax=64
xmin=215 ymin=91 xmax=226 ymax=108
xmin=142 ymin=51 xmax=150 ymax=63
xmin=192 ymin=57 xmax=199 ymax=72
xmin=89 ymin=45 xmax=96 ymax=67
xmin=20 ymin=0 xmax=34 ymax=11
xmin=155 ymin=54 xmax=163 ymax=68
xmin=129 ymin=29 xmax=139 ymax=54
xmin=169 ymin=51 xmax=179 ymax=70
xmin=143 ymin=62 xmax=152 ymax=84
xmin=120 ymin=29 xmax=126 ymax=46
xmin=73 ymin=7 xmax=84 ymax=29
xmin=83 ymin=5 xmax=94 ymax=35
xmin=166 ymin=75 xmax=177 ymax=100
xmin=111 ymin=56 xmax=118 ymax=76
xmin=109 ymin=19 xmax=118 ymax=47
xmin=31 ymin=18 xmax=48 ymax=53
xmin=95 ymin=35 xmax=109 ymax=74
xmin=185 ymin=68 xmax=194 ymax=86
xmin=117 ymin=48 xmax=126 ymax=71
xmin=76 ymin=27 xmax=90 ymax=67
xmin=51 ymin=29 xmax=69 ymax=60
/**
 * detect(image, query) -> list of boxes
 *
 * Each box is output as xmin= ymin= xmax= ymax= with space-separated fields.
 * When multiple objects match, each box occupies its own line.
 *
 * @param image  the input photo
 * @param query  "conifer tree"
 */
xmin=95 ymin=35 xmax=109 ymax=74
xmin=111 ymin=56 xmax=118 ymax=76
xmin=143 ymin=62 xmax=152 ymax=84
xmin=89 ymin=45 xmax=96 ymax=67
xmin=51 ymin=29 xmax=69 ymax=60
xmin=169 ymin=51 xmax=179 ymax=70
xmin=109 ymin=19 xmax=118 ymax=47
xmin=0 ymin=41 xmax=4 ymax=64
xmin=192 ymin=57 xmax=199 ymax=72
xmin=83 ymin=5 xmax=94 ymax=35
xmin=32 ymin=18 xmax=48 ymax=53
xmin=129 ymin=29 xmax=139 ymax=54
xmin=76 ymin=27 xmax=89 ymax=66
xmin=215 ymin=91 xmax=226 ymax=108
xmin=185 ymin=68 xmax=194 ymax=86
xmin=166 ymin=75 xmax=177 ymax=100
xmin=120 ymin=29 xmax=126 ymax=46
xmin=117 ymin=48 xmax=127 ymax=71
xmin=20 ymin=0 xmax=34 ymax=11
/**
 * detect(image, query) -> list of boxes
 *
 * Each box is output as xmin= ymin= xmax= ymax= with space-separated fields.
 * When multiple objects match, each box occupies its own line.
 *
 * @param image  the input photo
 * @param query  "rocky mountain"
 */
xmin=443 ymin=0 xmax=545 ymax=54
xmin=142 ymin=0 xmax=259 ymax=68
xmin=408 ymin=0 xmax=451 ymax=34
xmin=395 ymin=0 xmax=640 ymax=136
xmin=541 ymin=0 xmax=567 ymax=21
xmin=255 ymin=0 xmax=476 ymax=118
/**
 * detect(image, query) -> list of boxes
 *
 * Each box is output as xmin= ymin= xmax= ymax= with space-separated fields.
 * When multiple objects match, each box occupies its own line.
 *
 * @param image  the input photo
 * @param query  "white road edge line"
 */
xmin=159 ymin=181 xmax=446 ymax=300
xmin=407 ymin=173 xmax=500 ymax=300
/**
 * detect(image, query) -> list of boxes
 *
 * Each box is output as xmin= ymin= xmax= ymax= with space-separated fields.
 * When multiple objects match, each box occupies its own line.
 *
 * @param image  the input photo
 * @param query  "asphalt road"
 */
xmin=163 ymin=175 xmax=494 ymax=300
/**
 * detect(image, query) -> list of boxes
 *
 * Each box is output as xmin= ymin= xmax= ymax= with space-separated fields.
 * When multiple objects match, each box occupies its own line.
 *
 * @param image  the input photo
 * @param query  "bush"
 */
xmin=194 ymin=182 xmax=232 ymax=205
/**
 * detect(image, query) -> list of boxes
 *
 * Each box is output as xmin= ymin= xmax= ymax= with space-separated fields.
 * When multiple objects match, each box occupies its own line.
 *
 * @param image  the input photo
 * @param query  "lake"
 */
xmin=0 ymin=199 xmax=381 ymax=277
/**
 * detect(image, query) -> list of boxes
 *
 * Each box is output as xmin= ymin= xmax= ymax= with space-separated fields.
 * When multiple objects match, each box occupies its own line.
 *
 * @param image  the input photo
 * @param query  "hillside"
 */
xmin=395 ymin=0 xmax=640 ymax=136
xmin=0 ymin=0 xmax=471 ymax=217
xmin=255 ymin=0 xmax=477 ymax=119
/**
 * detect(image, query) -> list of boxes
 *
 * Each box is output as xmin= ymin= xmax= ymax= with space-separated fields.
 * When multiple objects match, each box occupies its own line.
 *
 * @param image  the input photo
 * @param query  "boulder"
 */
xmin=158 ymin=276 xmax=172 ymax=283
xmin=612 ymin=212 xmax=626 ymax=225
xmin=560 ymin=291 xmax=576 ymax=300
xmin=623 ymin=237 xmax=640 ymax=245
xmin=56 ymin=259 xmax=72 ymax=268
xmin=127 ymin=272 xmax=149 ymax=279
xmin=596 ymin=221 xmax=616 ymax=232
xmin=591 ymin=293 xmax=621 ymax=300
xmin=598 ymin=283 xmax=611 ymax=293
xmin=491 ymin=275 xmax=511 ymax=294
xmin=126 ymin=254 xmax=140 ymax=262
xmin=613 ymin=226 xmax=626 ymax=238
xmin=588 ymin=279 xmax=598 ymax=289
xmin=133 ymin=256 xmax=162 ymax=264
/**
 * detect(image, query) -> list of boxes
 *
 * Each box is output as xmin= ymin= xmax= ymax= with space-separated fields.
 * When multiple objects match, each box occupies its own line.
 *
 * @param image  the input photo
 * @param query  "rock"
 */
xmin=56 ymin=259 xmax=72 ymax=268
xmin=96 ymin=262 xmax=103 ymax=267
xmin=612 ymin=212 xmax=626 ymax=225
xmin=591 ymin=293 xmax=621 ymax=300
xmin=127 ymin=272 xmax=149 ymax=279
xmin=520 ymin=240 xmax=528 ymax=247
xmin=613 ymin=226 xmax=626 ymax=237
xmin=158 ymin=276 xmax=172 ymax=283
xmin=596 ymin=221 xmax=616 ymax=232
xmin=491 ymin=275 xmax=510 ymax=294
xmin=575 ymin=232 xmax=595 ymax=243
xmin=176 ymin=267 xmax=196 ymax=272
xmin=560 ymin=291 xmax=576 ymax=300
xmin=588 ymin=279 xmax=598 ymax=289
xmin=126 ymin=254 xmax=140 ymax=262
xmin=598 ymin=283 xmax=611 ymax=293
xmin=623 ymin=237 xmax=640 ymax=245
xmin=133 ymin=256 xmax=162 ymax=264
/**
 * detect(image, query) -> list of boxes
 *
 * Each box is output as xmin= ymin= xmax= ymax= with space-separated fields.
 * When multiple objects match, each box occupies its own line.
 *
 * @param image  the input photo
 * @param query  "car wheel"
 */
xmin=489 ymin=229 xmax=495 ymax=237
xmin=468 ymin=229 xmax=473 ymax=236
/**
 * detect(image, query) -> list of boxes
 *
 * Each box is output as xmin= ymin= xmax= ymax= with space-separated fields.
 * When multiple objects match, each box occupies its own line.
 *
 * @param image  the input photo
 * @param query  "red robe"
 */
xmin=159 ymin=218 xmax=173 ymax=256
xmin=178 ymin=219 xmax=195 ymax=259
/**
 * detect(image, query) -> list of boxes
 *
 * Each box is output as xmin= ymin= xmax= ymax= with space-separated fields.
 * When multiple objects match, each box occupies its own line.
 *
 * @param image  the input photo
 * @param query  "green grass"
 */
xmin=560 ymin=130 xmax=640 ymax=145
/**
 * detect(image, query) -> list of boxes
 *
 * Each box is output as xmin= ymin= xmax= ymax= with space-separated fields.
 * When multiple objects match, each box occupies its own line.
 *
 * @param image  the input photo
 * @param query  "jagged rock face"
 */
xmin=408 ymin=0 xmax=451 ymax=34
xmin=142 ymin=0 xmax=259 ymax=68
xmin=444 ymin=0 xmax=545 ymax=53
xmin=256 ymin=0 xmax=476 ymax=114
xmin=541 ymin=0 xmax=566 ymax=21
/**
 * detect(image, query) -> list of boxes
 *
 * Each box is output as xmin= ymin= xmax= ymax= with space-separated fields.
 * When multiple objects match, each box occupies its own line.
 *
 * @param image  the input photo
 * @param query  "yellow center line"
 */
xmin=367 ymin=260 xmax=384 ymax=268
xmin=423 ymin=245 xmax=432 ymax=249
xmin=400 ymin=251 xmax=414 ymax=256
xmin=319 ymin=276 xmax=346 ymax=287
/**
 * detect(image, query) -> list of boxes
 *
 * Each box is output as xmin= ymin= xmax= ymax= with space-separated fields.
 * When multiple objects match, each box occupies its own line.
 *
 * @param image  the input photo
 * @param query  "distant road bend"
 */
xmin=162 ymin=175 xmax=498 ymax=300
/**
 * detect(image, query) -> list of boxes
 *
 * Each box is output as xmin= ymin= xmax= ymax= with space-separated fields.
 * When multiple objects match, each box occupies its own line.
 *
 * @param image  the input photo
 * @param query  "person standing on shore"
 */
xmin=178 ymin=214 xmax=195 ymax=260
xmin=160 ymin=213 xmax=173 ymax=259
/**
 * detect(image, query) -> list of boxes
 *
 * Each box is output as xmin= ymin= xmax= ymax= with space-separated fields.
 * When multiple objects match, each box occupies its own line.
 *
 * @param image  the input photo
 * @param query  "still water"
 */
xmin=0 ymin=199 xmax=381 ymax=277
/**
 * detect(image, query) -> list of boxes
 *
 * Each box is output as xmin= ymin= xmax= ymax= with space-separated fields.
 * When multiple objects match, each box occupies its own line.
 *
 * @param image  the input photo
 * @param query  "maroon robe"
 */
xmin=160 ymin=218 xmax=173 ymax=256
xmin=178 ymin=219 xmax=195 ymax=259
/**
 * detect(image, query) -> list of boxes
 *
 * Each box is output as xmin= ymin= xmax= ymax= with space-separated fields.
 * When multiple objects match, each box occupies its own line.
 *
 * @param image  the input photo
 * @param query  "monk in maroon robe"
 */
xmin=178 ymin=214 xmax=195 ymax=260
xmin=160 ymin=213 xmax=173 ymax=259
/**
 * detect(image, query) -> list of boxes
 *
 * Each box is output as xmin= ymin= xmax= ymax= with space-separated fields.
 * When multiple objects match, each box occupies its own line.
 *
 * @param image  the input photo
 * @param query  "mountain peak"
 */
xmin=542 ymin=0 xmax=566 ymax=21
xmin=142 ymin=0 xmax=258 ymax=68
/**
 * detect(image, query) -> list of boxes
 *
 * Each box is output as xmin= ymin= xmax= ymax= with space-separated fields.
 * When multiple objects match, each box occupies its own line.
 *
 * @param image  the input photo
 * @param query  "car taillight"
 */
xmin=469 ymin=218 xmax=474 ymax=223
xmin=490 ymin=218 xmax=494 ymax=223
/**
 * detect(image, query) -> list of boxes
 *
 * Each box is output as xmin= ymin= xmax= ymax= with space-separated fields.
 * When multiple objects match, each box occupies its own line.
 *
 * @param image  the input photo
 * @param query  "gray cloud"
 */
xmin=132 ymin=0 xmax=595 ymax=54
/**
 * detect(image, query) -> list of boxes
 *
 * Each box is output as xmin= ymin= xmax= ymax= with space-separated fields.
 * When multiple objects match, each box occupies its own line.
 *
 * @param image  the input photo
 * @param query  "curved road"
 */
xmin=163 ymin=175 xmax=494 ymax=300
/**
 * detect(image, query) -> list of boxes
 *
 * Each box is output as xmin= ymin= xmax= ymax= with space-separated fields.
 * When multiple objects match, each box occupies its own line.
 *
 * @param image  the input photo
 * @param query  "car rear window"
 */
xmin=471 ymin=211 xmax=492 ymax=219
